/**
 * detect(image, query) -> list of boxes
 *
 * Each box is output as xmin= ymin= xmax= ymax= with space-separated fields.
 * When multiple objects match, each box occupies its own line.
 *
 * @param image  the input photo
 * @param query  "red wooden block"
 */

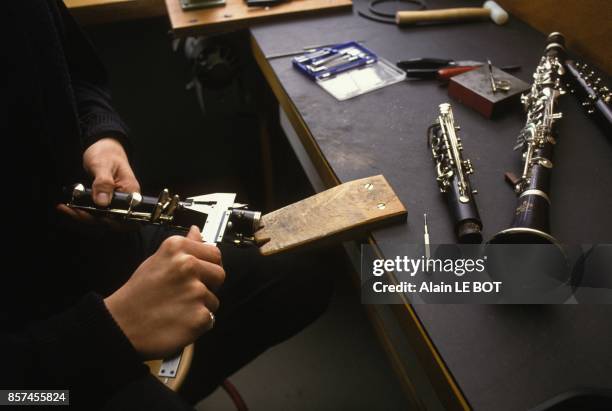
xmin=448 ymin=65 xmax=530 ymax=118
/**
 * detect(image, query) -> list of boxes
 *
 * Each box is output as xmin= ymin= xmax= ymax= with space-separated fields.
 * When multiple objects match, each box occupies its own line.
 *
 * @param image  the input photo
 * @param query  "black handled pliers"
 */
xmin=397 ymin=58 xmax=521 ymax=80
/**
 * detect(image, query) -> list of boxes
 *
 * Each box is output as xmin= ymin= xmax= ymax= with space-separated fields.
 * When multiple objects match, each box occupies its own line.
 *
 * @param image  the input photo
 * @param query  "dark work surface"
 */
xmin=252 ymin=0 xmax=612 ymax=410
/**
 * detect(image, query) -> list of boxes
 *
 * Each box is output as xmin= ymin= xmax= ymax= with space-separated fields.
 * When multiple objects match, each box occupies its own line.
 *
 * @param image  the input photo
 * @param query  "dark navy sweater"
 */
xmin=0 ymin=1 xmax=148 ymax=407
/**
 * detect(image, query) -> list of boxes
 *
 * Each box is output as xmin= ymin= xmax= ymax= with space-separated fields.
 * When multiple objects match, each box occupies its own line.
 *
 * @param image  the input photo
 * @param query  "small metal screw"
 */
xmin=364 ymin=183 xmax=374 ymax=190
xmin=377 ymin=203 xmax=386 ymax=209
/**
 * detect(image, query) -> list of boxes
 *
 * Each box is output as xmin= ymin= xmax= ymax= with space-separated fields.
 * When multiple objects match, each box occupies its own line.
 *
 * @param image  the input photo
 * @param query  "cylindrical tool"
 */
xmin=396 ymin=1 xmax=508 ymax=26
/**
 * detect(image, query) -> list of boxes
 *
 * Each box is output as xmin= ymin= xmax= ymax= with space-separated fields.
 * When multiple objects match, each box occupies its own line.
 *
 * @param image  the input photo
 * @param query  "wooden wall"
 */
xmin=66 ymin=0 xmax=611 ymax=75
xmin=498 ymin=0 xmax=612 ymax=74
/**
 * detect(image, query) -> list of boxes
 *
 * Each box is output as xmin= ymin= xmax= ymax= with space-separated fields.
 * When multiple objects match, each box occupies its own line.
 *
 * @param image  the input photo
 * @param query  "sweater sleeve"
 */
xmin=0 ymin=293 xmax=148 ymax=400
xmin=56 ymin=1 xmax=131 ymax=152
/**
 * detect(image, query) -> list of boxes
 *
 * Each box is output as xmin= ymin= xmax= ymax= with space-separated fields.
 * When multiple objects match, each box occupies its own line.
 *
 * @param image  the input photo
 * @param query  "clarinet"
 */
xmin=491 ymin=32 xmax=567 ymax=244
xmin=564 ymin=59 xmax=612 ymax=137
xmin=428 ymin=102 xmax=483 ymax=243
xmin=66 ymin=184 xmax=262 ymax=247
xmin=65 ymin=184 xmax=261 ymax=389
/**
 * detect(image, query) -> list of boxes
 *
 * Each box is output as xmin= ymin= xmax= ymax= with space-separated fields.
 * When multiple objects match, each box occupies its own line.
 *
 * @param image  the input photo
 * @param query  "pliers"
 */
xmin=397 ymin=58 xmax=520 ymax=80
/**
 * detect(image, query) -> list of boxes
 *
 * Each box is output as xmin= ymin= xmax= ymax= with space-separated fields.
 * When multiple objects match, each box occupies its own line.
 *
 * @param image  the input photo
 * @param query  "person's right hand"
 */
xmin=104 ymin=226 xmax=225 ymax=360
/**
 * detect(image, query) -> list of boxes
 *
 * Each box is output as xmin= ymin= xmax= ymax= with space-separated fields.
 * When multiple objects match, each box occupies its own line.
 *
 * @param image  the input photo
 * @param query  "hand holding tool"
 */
xmin=66 ymin=184 xmax=261 ymax=247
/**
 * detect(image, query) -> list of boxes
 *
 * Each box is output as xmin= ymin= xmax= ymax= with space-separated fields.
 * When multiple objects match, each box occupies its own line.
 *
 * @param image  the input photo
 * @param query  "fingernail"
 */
xmin=97 ymin=192 xmax=110 ymax=205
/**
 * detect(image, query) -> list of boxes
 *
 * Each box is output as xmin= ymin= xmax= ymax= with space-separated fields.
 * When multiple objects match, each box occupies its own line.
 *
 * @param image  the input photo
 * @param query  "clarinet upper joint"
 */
xmin=428 ymin=102 xmax=482 ymax=244
xmin=431 ymin=103 xmax=477 ymax=203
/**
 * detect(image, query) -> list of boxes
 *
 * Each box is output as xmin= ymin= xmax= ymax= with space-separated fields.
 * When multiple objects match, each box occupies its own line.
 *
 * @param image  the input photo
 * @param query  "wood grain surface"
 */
xmin=66 ymin=0 xmax=166 ymax=25
xmin=65 ymin=0 xmax=132 ymax=8
xmin=165 ymin=0 xmax=352 ymax=36
xmin=498 ymin=0 xmax=612 ymax=74
xmin=145 ymin=344 xmax=194 ymax=391
xmin=255 ymin=175 xmax=407 ymax=255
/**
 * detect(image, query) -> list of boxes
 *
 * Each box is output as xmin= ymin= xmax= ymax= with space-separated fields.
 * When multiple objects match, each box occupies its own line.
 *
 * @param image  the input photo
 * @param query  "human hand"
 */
xmin=58 ymin=137 xmax=140 ymax=221
xmin=104 ymin=226 xmax=225 ymax=360
xmin=83 ymin=137 xmax=140 ymax=206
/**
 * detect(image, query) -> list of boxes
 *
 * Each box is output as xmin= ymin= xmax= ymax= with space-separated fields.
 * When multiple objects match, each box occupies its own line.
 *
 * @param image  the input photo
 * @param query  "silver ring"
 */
xmin=519 ymin=189 xmax=551 ymax=204
xmin=209 ymin=311 xmax=216 ymax=329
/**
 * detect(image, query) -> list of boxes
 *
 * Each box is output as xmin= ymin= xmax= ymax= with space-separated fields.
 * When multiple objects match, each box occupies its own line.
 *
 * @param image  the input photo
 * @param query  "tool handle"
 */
xmin=437 ymin=66 xmax=480 ymax=80
xmin=402 ymin=69 xmax=438 ymax=79
xmin=395 ymin=8 xmax=490 ymax=25
xmin=397 ymin=58 xmax=453 ymax=70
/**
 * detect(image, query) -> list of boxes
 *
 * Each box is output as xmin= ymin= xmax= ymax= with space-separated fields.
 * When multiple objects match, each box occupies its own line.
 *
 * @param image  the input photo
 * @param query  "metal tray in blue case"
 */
xmin=292 ymin=41 xmax=378 ymax=81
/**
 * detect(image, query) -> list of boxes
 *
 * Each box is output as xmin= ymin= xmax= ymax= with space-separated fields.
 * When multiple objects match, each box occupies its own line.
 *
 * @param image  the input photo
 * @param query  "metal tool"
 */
xmin=269 ymin=47 xmax=331 ymax=60
xmin=424 ymin=213 xmax=431 ymax=260
xmin=398 ymin=57 xmax=520 ymax=79
xmin=309 ymin=54 xmax=361 ymax=72
xmin=397 ymin=57 xmax=519 ymax=70
xmin=487 ymin=60 xmax=511 ymax=93
xmin=66 ymin=184 xmax=261 ymax=247
xmin=66 ymin=183 xmax=262 ymax=385
xmin=294 ymin=48 xmax=334 ymax=63
xmin=266 ymin=41 xmax=367 ymax=60
xmin=311 ymin=47 xmax=362 ymax=67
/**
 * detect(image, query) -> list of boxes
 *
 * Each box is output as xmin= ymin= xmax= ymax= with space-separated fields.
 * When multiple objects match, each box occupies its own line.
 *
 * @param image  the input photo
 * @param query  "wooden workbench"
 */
xmin=165 ymin=0 xmax=352 ymax=36
xmin=65 ymin=0 xmax=167 ymax=24
xmin=249 ymin=0 xmax=612 ymax=409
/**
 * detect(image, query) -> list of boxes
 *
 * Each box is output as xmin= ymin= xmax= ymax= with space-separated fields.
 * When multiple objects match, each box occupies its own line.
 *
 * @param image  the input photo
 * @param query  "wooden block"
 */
xmin=448 ymin=65 xmax=530 ymax=118
xmin=254 ymin=175 xmax=407 ymax=256
xmin=165 ymin=0 xmax=353 ymax=36
xmin=145 ymin=343 xmax=194 ymax=391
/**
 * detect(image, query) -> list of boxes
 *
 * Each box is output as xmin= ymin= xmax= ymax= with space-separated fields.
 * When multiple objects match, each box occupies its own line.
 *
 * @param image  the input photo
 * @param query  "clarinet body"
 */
xmin=66 ymin=184 xmax=262 ymax=246
xmin=428 ymin=102 xmax=482 ymax=243
xmin=564 ymin=59 xmax=612 ymax=137
xmin=491 ymin=32 xmax=566 ymax=244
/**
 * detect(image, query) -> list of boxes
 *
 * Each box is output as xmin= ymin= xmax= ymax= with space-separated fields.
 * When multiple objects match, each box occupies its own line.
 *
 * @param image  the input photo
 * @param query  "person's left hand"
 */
xmin=58 ymin=137 xmax=140 ymax=220
xmin=83 ymin=137 xmax=140 ymax=206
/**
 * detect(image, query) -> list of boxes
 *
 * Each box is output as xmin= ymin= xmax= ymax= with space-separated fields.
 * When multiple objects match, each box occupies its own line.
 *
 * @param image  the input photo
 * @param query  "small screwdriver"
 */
xmin=424 ymin=213 xmax=431 ymax=260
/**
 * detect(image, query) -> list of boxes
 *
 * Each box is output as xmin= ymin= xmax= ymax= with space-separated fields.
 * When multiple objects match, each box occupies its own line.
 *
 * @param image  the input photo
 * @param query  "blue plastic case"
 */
xmin=292 ymin=41 xmax=378 ymax=81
